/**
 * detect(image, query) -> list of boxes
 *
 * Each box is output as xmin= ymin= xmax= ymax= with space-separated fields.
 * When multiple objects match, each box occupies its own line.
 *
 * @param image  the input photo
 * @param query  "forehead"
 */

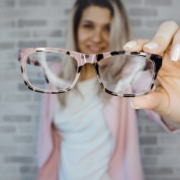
xmin=80 ymin=5 xmax=112 ymax=25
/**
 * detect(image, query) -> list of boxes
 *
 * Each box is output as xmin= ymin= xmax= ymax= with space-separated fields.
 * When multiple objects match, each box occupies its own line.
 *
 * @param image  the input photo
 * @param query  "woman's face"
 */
xmin=77 ymin=5 xmax=112 ymax=54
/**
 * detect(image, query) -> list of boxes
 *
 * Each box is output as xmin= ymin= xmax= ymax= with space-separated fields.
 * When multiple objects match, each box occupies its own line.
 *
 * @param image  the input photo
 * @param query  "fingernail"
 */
xmin=144 ymin=42 xmax=158 ymax=49
xmin=131 ymin=101 xmax=140 ymax=109
xmin=170 ymin=44 xmax=180 ymax=62
xmin=124 ymin=41 xmax=137 ymax=48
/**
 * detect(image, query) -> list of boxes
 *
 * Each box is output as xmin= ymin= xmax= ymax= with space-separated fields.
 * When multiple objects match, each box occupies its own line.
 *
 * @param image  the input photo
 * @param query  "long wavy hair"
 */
xmin=58 ymin=0 xmax=132 ymax=106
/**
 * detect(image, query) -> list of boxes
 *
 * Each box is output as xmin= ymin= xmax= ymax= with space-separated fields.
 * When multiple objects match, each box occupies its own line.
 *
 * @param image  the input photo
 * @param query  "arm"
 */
xmin=145 ymin=110 xmax=180 ymax=133
xmin=161 ymin=116 xmax=180 ymax=131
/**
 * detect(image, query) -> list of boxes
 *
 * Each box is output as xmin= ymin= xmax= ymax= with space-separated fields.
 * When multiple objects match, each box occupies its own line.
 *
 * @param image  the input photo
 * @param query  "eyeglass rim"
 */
xmin=18 ymin=47 xmax=162 ymax=97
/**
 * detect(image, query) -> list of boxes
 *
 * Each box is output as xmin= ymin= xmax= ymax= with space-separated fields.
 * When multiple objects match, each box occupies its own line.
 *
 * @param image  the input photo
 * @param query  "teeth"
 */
xmin=90 ymin=46 xmax=101 ymax=52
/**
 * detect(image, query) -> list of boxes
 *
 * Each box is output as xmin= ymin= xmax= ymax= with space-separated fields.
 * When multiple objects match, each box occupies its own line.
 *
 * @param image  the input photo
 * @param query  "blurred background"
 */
xmin=0 ymin=0 xmax=180 ymax=180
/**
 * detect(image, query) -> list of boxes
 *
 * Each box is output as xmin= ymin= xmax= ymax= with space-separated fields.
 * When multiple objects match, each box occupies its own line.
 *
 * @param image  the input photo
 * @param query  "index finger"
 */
xmin=170 ymin=29 xmax=180 ymax=62
xmin=143 ymin=21 xmax=179 ymax=55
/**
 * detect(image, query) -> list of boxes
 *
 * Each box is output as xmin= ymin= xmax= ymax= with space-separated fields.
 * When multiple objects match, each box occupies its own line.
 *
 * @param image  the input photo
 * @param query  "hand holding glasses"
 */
xmin=18 ymin=47 xmax=162 ymax=97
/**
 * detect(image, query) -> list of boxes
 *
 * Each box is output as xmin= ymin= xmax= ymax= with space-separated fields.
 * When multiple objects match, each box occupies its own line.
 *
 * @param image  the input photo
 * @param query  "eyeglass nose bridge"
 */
xmin=79 ymin=54 xmax=97 ymax=66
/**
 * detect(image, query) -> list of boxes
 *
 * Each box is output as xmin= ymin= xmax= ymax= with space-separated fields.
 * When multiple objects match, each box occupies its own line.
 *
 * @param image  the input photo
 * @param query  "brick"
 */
xmin=57 ymin=20 xmax=68 ymax=26
xmin=138 ymin=126 xmax=142 ymax=133
xmin=133 ymin=29 xmax=156 ymax=39
xmin=0 ymin=21 xmax=16 ymax=29
xmin=157 ymin=179 xmax=180 ymax=180
xmin=145 ymin=125 xmax=166 ymax=133
xmin=144 ymin=167 xmax=173 ymax=175
xmin=4 ymin=94 xmax=31 ymax=102
xmin=65 ymin=9 xmax=72 ymax=15
xmin=145 ymin=19 xmax=168 ymax=27
xmin=122 ymin=0 xmax=141 ymax=4
xmin=0 ymin=0 xmax=15 ymax=7
xmin=129 ymin=8 xmax=158 ymax=17
xmin=3 ymin=10 xmax=29 ymax=18
xmin=20 ymin=166 xmax=37 ymax=174
xmin=144 ymin=147 xmax=173 ymax=155
xmin=46 ymin=20 xmax=66 ymax=30
xmin=140 ymin=136 xmax=157 ymax=145
xmin=14 ymin=136 xmax=33 ymax=143
xmin=0 ymin=176 xmax=36 ymax=180
xmin=160 ymin=136 xmax=180 ymax=144
xmin=0 ymin=83 xmax=17 ymax=95
xmin=175 ymin=148 xmax=180 ymax=154
xmin=145 ymin=0 xmax=173 ymax=6
xmin=18 ymin=19 xmax=47 ymax=28
xmin=0 ymin=62 xmax=17 ymax=71
xmin=3 ymin=115 xmax=31 ymax=122
xmin=18 ymin=125 xmax=37 ymax=133
xmin=8 ymin=51 xmax=19 ymax=59
xmin=0 ymin=135 xmax=13 ymax=144
xmin=19 ymin=0 xmax=46 ymax=7
xmin=130 ymin=19 xmax=142 ymax=27
xmin=0 ymin=146 xmax=17 ymax=153
xmin=158 ymin=157 xmax=180 ymax=166
xmin=5 ymin=156 xmax=33 ymax=163
xmin=176 ymin=0 xmax=180 ymax=6
xmin=16 ymin=146 xmax=36 ymax=154
xmin=0 ymin=42 xmax=15 ymax=50
xmin=142 ymin=157 xmax=157 ymax=165
xmin=145 ymin=178 xmax=154 ymax=180
xmin=0 ymin=166 xmax=19 ymax=175
xmin=0 ymin=126 xmax=16 ymax=133
xmin=26 ymin=104 xmax=41 ymax=113
xmin=0 ymin=73 xmax=22 ymax=81
xmin=18 ymin=83 xmax=29 ymax=91
xmin=137 ymin=110 xmax=151 ymax=121
xmin=18 ymin=40 xmax=47 ymax=49
xmin=8 ymin=31 xmax=31 ymax=38
xmin=50 ymin=0 xmax=74 ymax=5
xmin=33 ymin=30 xmax=62 ymax=38
xmin=48 ymin=41 xmax=66 ymax=48
xmin=33 ymin=94 xmax=43 ymax=102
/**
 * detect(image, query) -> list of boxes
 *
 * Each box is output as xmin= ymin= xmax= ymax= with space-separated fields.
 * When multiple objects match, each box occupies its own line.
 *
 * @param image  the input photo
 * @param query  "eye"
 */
xmin=104 ymin=25 xmax=110 ymax=33
xmin=82 ymin=23 xmax=93 ymax=29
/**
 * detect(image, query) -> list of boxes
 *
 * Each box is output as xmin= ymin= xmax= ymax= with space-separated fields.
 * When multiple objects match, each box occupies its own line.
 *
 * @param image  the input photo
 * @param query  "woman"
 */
xmin=37 ymin=0 xmax=180 ymax=180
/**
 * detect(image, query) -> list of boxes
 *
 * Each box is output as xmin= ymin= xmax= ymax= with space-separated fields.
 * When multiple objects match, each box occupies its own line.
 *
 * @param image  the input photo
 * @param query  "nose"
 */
xmin=91 ymin=29 xmax=102 ymax=43
xmin=80 ymin=54 xmax=97 ymax=66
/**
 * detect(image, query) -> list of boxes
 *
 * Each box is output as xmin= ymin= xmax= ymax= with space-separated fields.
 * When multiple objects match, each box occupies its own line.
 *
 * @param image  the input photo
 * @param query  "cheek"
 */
xmin=103 ymin=32 xmax=110 ymax=45
xmin=77 ymin=28 xmax=89 ymax=47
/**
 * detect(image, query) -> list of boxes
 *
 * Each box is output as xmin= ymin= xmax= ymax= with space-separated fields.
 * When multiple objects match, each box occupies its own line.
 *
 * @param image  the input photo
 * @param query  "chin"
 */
xmin=87 ymin=49 xmax=105 ymax=54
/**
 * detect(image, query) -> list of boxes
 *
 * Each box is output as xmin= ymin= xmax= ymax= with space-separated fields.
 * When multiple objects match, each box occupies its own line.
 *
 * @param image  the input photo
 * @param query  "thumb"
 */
xmin=131 ymin=90 xmax=168 ymax=115
xmin=131 ymin=93 xmax=159 ymax=110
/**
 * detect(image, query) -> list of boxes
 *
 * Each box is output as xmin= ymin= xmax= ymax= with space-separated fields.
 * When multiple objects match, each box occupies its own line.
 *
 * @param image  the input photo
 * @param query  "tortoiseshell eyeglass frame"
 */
xmin=18 ymin=47 xmax=162 ymax=97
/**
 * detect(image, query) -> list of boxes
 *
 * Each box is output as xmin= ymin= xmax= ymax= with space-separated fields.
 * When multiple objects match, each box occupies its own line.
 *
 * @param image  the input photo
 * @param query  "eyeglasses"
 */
xmin=18 ymin=47 xmax=162 ymax=97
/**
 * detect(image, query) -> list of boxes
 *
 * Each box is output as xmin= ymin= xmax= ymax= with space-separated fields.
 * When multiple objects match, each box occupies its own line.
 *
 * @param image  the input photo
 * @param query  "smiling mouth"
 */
xmin=87 ymin=46 xmax=104 ymax=53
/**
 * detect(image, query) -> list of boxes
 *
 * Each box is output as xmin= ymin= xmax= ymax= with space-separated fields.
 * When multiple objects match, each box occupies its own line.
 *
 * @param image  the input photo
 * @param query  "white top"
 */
xmin=54 ymin=77 xmax=114 ymax=180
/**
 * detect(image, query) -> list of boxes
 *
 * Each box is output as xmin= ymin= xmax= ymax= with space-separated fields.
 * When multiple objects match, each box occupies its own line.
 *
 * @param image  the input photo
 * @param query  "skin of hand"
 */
xmin=123 ymin=21 xmax=180 ymax=123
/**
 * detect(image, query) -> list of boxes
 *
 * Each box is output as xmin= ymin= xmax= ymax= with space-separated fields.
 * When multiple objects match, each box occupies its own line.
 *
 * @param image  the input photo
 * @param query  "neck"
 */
xmin=79 ymin=64 xmax=96 ymax=81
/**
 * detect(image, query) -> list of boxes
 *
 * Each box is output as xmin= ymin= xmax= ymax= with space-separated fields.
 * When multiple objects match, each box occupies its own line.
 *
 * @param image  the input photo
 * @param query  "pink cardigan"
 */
xmin=37 ymin=89 xmax=179 ymax=180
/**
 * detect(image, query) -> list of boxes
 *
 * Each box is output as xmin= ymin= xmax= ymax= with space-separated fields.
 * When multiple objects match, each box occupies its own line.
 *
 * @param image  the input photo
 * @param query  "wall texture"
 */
xmin=0 ymin=0 xmax=180 ymax=180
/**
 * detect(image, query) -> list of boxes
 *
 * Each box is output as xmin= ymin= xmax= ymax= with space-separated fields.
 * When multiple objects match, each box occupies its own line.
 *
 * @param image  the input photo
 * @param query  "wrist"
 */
xmin=162 ymin=116 xmax=180 ymax=130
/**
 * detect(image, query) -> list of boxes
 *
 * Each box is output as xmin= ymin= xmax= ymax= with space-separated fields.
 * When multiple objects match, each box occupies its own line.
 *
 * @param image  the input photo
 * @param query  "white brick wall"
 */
xmin=0 ymin=0 xmax=180 ymax=179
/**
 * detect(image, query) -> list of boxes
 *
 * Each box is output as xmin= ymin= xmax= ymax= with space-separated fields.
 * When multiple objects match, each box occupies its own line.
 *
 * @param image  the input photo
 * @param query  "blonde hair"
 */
xmin=58 ymin=0 xmax=132 ymax=106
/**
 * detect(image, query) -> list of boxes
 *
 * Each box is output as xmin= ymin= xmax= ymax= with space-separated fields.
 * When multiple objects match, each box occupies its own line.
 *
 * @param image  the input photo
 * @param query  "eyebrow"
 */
xmin=80 ymin=19 xmax=111 ymax=26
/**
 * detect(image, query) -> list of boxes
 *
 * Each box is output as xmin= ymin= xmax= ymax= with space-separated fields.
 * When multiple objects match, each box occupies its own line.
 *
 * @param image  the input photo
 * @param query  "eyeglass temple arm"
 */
xmin=27 ymin=57 xmax=49 ymax=83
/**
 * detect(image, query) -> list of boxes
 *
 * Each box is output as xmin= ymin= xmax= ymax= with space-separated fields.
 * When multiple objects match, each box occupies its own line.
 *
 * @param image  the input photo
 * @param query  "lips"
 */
xmin=87 ymin=45 xmax=105 ymax=54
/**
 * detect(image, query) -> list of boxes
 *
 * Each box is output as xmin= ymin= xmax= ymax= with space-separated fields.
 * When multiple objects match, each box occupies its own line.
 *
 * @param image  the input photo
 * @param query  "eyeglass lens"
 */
xmin=25 ymin=52 xmax=78 ymax=92
xmin=98 ymin=55 xmax=154 ymax=95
